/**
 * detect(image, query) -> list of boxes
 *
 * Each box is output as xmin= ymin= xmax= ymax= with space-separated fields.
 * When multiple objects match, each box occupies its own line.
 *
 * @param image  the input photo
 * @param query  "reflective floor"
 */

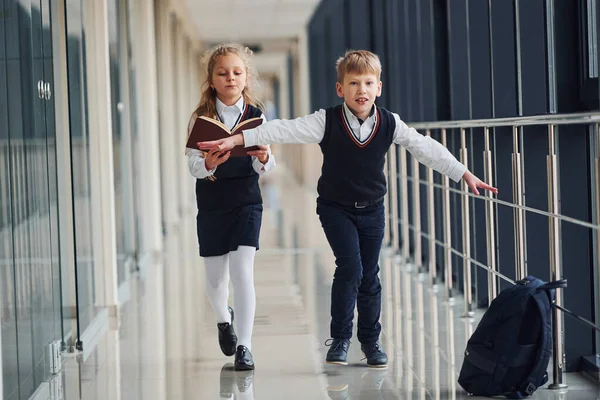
xmin=52 ymin=168 xmax=599 ymax=400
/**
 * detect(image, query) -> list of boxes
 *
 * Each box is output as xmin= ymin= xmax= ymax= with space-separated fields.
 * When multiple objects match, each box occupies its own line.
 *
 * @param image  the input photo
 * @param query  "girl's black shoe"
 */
xmin=234 ymin=345 xmax=254 ymax=370
xmin=217 ymin=307 xmax=237 ymax=356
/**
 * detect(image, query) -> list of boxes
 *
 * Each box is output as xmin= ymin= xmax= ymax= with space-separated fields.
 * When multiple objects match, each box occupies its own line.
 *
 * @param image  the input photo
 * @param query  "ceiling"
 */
xmin=184 ymin=0 xmax=320 ymax=45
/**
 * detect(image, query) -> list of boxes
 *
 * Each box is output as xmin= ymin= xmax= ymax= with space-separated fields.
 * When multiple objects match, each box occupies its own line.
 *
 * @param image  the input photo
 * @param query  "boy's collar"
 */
xmin=342 ymin=102 xmax=377 ymax=124
xmin=216 ymin=96 xmax=244 ymax=115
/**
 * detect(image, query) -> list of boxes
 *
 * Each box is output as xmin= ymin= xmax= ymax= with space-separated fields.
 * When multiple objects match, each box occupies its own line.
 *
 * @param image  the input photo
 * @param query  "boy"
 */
xmin=199 ymin=50 xmax=497 ymax=368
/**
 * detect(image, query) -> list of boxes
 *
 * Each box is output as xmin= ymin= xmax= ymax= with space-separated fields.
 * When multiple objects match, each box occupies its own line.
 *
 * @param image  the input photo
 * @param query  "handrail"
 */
xmin=407 ymin=111 xmax=600 ymax=129
xmin=554 ymin=305 xmax=600 ymax=333
xmin=385 ymin=113 xmax=600 ymax=391
xmin=408 ymin=225 xmax=517 ymax=285
xmin=408 ymin=219 xmax=600 ymax=334
xmin=403 ymin=176 xmax=600 ymax=231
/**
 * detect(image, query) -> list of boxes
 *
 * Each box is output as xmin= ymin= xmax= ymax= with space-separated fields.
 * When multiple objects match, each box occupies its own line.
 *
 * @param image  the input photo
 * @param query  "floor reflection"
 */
xmin=219 ymin=363 xmax=255 ymax=399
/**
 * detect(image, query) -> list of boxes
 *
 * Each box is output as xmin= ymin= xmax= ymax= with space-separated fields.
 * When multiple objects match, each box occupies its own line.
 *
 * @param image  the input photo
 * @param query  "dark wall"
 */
xmin=307 ymin=0 xmax=597 ymax=373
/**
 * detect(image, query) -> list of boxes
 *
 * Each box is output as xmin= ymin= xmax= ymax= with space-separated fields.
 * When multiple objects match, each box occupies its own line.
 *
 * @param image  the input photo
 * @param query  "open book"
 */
xmin=185 ymin=116 xmax=261 ymax=157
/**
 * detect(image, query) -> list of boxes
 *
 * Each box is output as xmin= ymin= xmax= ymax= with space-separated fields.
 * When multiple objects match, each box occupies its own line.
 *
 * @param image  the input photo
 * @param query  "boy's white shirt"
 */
xmin=242 ymin=102 xmax=468 ymax=183
xmin=185 ymin=96 xmax=275 ymax=179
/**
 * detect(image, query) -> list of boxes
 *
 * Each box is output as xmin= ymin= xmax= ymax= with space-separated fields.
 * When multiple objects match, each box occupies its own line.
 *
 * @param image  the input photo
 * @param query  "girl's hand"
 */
xmin=462 ymin=170 xmax=498 ymax=196
xmin=204 ymin=148 xmax=231 ymax=170
xmin=247 ymin=145 xmax=269 ymax=164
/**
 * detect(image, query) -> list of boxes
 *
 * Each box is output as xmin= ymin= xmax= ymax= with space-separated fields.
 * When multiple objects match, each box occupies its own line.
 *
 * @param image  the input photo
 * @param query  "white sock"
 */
xmin=203 ymin=253 xmax=231 ymax=324
xmin=228 ymin=246 xmax=257 ymax=350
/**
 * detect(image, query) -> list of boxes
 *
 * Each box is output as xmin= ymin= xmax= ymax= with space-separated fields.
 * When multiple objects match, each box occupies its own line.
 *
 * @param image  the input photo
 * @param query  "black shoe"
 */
xmin=219 ymin=363 xmax=235 ymax=398
xmin=325 ymin=339 xmax=351 ymax=365
xmin=217 ymin=307 xmax=237 ymax=356
xmin=361 ymin=341 xmax=388 ymax=368
xmin=234 ymin=345 xmax=254 ymax=370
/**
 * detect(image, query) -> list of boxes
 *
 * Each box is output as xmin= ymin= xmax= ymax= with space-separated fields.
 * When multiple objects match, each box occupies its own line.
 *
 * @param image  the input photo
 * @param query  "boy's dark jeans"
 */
xmin=316 ymin=197 xmax=385 ymax=344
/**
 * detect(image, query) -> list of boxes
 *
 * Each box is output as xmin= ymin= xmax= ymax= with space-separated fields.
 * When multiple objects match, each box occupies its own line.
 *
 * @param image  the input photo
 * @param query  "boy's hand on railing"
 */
xmin=462 ymin=170 xmax=498 ymax=196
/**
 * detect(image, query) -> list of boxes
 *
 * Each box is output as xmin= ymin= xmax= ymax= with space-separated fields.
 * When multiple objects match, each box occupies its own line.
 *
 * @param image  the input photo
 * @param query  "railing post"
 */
xmin=594 ymin=124 xmax=600 ymax=354
xmin=426 ymin=130 xmax=438 ymax=288
xmin=512 ymin=126 xmax=527 ymax=280
xmin=460 ymin=129 xmax=474 ymax=317
xmin=412 ymin=153 xmax=422 ymax=272
xmin=484 ymin=127 xmax=498 ymax=305
xmin=547 ymin=124 xmax=568 ymax=390
xmin=441 ymin=129 xmax=454 ymax=302
xmin=384 ymin=153 xmax=391 ymax=248
xmin=400 ymin=146 xmax=411 ymax=269
xmin=389 ymin=145 xmax=400 ymax=255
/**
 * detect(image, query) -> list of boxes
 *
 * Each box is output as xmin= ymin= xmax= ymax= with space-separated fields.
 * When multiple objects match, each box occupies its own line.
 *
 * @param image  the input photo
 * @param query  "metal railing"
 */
xmin=384 ymin=111 xmax=600 ymax=390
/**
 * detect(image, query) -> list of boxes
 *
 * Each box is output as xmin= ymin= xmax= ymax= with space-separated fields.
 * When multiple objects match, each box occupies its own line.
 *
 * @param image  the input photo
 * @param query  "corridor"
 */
xmin=3 ymin=0 xmax=600 ymax=399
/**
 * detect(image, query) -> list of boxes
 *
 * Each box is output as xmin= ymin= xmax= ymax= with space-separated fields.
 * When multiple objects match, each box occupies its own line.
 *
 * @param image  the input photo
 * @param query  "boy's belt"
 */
xmin=342 ymin=198 xmax=384 ymax=209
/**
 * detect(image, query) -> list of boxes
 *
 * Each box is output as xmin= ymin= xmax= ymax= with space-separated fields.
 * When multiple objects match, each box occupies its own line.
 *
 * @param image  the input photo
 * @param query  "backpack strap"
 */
xmin=513 ymin=289 xmax=553 ymax=397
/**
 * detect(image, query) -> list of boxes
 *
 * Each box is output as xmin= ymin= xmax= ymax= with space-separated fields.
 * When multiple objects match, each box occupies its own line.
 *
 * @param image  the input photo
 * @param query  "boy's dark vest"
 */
xmin=317 ymin=105 xmax=395 ymax=204
xmin=195 ymin=105 xmax=263 ymax=211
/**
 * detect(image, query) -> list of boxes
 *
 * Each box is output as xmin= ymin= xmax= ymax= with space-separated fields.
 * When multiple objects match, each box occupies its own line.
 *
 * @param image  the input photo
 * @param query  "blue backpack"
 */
xmin=458 ymin=276 xmax=567 ymax=398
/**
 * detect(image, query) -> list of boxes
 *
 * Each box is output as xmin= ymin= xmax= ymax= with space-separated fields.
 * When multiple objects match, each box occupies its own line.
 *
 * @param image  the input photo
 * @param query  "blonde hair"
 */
xmin=335 ymin=50 xmax=382 ymax=83
xmin=190 ymin=43 xmax=264 ymax=124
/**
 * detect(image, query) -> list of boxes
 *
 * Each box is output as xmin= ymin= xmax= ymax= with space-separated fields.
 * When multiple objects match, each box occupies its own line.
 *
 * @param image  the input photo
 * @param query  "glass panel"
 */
xmin=29 ymin=0 xmax=53 ymax=390
xmin=0 ymin=0 xmax=20 ymax=396
xmin=0 ymin=1 xmax=62 ymax=398
xmin=10 ymin=1 xmax=36 ymax=397
xmin=127 ymin=0 xmax=141 ymax=256
xmin=109 ymin=0 xmax=136 ymax=285
xmin=41 ymin=0 xmax=62 ymax=346
xmin=64 ymin=0 xmax=96 ymax=334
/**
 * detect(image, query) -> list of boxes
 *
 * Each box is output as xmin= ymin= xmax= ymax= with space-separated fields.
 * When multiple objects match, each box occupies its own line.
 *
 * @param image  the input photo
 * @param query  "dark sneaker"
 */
xmin=217 ymin=307 xmax=237 ymax=356
xmin=219 ymin=363 xmax=235 ymax=398
xmin=361 ymin=341 xmax=388 ymax=368
xmin=234 ymin=345 xmax=254 ymax=371
xmin=325 ymin=339 xmax=351 ymax=365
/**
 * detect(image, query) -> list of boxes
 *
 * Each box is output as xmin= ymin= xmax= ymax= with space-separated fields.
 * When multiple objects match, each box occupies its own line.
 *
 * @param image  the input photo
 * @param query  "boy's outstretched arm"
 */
xmin=198 ymin=110 xmax=327 ymax=151
xmin=198 ymin=134 xmax=242 ymax=152
xmin=391 ymin=114 xmax=498 ymax=195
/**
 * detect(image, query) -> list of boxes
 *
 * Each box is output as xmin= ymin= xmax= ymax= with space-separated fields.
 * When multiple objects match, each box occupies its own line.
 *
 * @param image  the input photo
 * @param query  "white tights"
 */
xmin=204 ymin=245 xmax=256 ymax=350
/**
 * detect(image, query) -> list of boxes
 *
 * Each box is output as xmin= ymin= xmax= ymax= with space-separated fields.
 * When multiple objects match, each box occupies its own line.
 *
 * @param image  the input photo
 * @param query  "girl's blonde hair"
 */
xmin=190 ymin=43 xmax=264 ymax=125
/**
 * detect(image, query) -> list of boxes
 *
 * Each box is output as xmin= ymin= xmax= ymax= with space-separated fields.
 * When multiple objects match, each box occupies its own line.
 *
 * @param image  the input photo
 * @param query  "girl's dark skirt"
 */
xmin=196 ymin=204 xmax=263 ymax=257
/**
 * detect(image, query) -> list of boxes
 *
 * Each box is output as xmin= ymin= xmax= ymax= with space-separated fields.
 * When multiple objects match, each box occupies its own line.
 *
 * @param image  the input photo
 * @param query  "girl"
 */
xmin=185 ymin=44 xmax=276 ymax=371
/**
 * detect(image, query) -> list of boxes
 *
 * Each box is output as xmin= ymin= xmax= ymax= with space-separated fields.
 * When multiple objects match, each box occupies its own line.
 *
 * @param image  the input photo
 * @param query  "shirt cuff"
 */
xmin=260 ymin=151 xmax=276 ymax=173
xmin=186 ymin=148 xmax=217 ymax=179
xmin=243 ymin=129 xmax=259 ymax=147
xmin=253 ymin=148 xmax=276 ymax=175
xmin=447 ymin=162 xmax=468 ymax=183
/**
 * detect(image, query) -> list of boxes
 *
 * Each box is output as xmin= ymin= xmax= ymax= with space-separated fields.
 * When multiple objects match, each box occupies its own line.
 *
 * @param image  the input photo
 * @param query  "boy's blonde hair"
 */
xmin=190 ymin=43 xmax=264 ymax=126
xmin=335 ymin=50 xmax=382 ymax=83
